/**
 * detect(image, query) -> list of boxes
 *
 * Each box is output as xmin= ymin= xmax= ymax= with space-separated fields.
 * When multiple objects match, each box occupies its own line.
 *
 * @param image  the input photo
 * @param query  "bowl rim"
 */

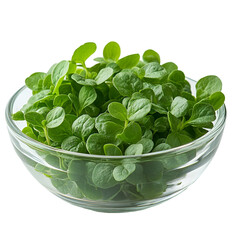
xmin=5 ymin=78 xmax=227 ymax=159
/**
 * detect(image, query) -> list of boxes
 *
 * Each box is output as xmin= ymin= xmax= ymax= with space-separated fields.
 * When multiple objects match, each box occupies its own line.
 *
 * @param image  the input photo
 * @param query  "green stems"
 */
xmin=43 ymin=126 xmax=51 ymax=145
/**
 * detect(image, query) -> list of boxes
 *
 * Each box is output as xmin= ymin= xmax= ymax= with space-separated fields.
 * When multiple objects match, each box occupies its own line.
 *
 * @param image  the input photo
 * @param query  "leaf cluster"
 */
xmin=12 ymin=41 xmax=225 ymax=201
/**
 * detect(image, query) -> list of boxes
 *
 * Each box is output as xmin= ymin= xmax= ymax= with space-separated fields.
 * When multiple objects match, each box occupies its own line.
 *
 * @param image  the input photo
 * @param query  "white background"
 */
xmin=0 ymin=0 xmax=239 ymax=239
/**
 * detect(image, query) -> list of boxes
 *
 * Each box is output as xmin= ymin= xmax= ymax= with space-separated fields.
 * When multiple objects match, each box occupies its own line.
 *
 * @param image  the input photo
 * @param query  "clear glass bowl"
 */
xmin=5 ymin=79 xmax=226 ymax=213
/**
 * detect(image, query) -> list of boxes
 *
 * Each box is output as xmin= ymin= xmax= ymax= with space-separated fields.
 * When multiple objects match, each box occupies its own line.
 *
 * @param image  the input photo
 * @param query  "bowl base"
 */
xmin=54 ymin=188 xmax=187 ymax=213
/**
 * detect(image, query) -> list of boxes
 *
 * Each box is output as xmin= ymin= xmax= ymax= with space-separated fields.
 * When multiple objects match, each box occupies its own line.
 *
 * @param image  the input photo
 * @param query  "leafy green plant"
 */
xmin=12 ymin=41 xmax=225 ymax=202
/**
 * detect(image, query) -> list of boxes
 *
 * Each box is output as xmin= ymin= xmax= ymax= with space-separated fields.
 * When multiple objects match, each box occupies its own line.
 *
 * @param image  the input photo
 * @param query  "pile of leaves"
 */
xmin=12 ymin=42 xmax=225 ymax=201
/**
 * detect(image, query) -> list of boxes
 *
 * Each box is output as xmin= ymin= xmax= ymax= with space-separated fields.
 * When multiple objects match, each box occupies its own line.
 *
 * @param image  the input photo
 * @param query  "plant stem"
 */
xmin=78 ymin=107 xmax=83 ymax=117
xmin=43 ymin=126 xmax=51 ymax=145
xmin=124 ymin=120 xmax=128 ymax=128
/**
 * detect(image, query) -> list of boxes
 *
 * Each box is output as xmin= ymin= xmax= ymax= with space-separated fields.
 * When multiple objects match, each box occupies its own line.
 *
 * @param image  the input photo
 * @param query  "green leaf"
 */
xmin=125 ymin=144 xmax=143 ymax=155
xmin=51 ymin=178 xmax=83 ymax=198
xmin=162 ymin=62 xmax=178 ymax=74
xmin=46 ymin=107 xmax=65 ymax=129
xmin=25 ymin=112 xmax=44 ymax=127
xmin=143 ymin=83 xmax=163 ymax=101
xmin=117 ymin=122 xmax=142 ymax=144
xmin=44 ymin=155 xmax=60 ymax=168
xmin=142 ymin=62 xmax=167 ymax=80
xmin=95 ymin=116 xmax=124 ymax=133
xmin=35 ymin=163 xmax=52 ymax=176
xmin=85 ymin=162 xmax=97 ymax=185
xmin=108 ymin=102 xmax=127 ymax=121
xmin=67 ymin=160 xmax=86 ymax=182
xmin=103 ymin=144 xmax=122 ymax=156
xmin=106 ymin=62 xmax=121 ymax=73
xmin=36 ymin=107 xmax=50 ymax=118
xmin=52 ymin=60 xmax=70 ymax=93
xmin=22 ymin=126 xmax=38 ymax=140
xmin=137 ymin=138 xmax=154 ymax=153
xmin=127 ymin=98 xmax=151 ymax=121
xmin=142 ymin=161 xmax=163 ymax=181
xmin=61 ymin=136 xmax=87 ymax=153
xmin=142 ymin=129 xmax=153 ymax=139
xmin=183 ymin=80 xmax=192 ymax=93
xmin=122 ymin=97 xmax=130 ymax=108
xmin=113 ymin=163 xmax=136 ymax=181
xmin=95 ymin=113 xmax=124 ymax=129
xmin=206 ymin=92 xmax=225 ymax=110
xmin=126 ymin=164 xmax=147 ymax=184
xmin=168 ymin=70 xmax=185 ymax=85
xmin=72 ymin=42 xmax=97 ymax=66
xmin=139 ymin=88 xmax=155 ymax=101
xmin=71 ymin=73 xmax=96 ymax=86
xmin=103 ymin=41 xmax=121 ymax=62
xmin=94 ymin=57 xmax=106 ymax=63
xmin=65 ymin=114 xmax=77 ymax=126
xmin=209 ymin=92 xmax=225 ymax=110
xmin=137 ymin=181 xmax=166 ymax=199
xmin=160 ymin=84 xmax=176 ymax=106
xmin=161 ymin=152 xmax=193 ymax=170
xmin=67 ymin=181 xmax=84 ymax=198
xmin=59 ymin=82 xmax=72 ymax=94
xmin=181 ymin=91 xmax=195 ymax=101
xmin=96 ymin=121 xmax=124 ymax=141
xmin=166 ymin=132 xmax=192 ymax=147
xmin=95 ymin=67 xmax=113 ymax=85
xmin=117 ymin=54 xmax=140 ymax=69
xmin=68 ymin=93 xmax=80 ymax=113
xmin=142 ymin=49 xmax=160 ymax=63
xmin=47 ymin=120 xmax=72 ymax=142
xmin=170 ymin=96 xmax=189 ymax=118
xmin=47 ymin=63 xmax=57 ymax=74
xmin=86 ymin=133 xmax=113 ymax=155
xmin=167 ymin=112 xmax=182 ymax=132
xmin=153 ymin=117 xmax=169 ymax=133
xmin=79 ymin=86 xmax=97 ymax=112
xmin=151 ymin=103 xmax=167 ymax=114
xmin=72 ymin=114 xmax=95 ymax=140
xmin=53 ymin=94 xmax=72 ymax=113
xmin=113 ymin=71 xmax=143 ymax=97
xmin=53 ymin=95 xmax=69 ymax=106
xmin=196 ymin=75 xmax=222 ymax=100
xmin=153 ymin=143 xmax=171 ymax=152
xmin=132 ymin=67 xmax=145 ymax=79
xmin=12 ymin=111 xmax=25 ymax=121
xmin=25 ymin=72 xmax=47 ymax=91
xmin=186 ymin=102 xmax=216 ymax=127
xmin=92 ymin=163 xmax=118 ymax=189
xmin=25 ymin=90 xmax=50 ymax=106
xmin=67 ymin=61 xmax=77 ymax=74
xmin=76 ymin=180 xmax=103 ymax=200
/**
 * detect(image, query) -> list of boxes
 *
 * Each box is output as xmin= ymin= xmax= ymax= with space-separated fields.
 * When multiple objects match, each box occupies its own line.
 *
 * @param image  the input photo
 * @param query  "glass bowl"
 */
xmin=5 ymin=78 xmax=226 ymax=213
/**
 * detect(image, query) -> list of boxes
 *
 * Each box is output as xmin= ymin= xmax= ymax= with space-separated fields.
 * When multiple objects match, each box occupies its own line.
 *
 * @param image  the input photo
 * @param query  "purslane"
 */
xmin=12 ymin=41 xmax=225 ymax=201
